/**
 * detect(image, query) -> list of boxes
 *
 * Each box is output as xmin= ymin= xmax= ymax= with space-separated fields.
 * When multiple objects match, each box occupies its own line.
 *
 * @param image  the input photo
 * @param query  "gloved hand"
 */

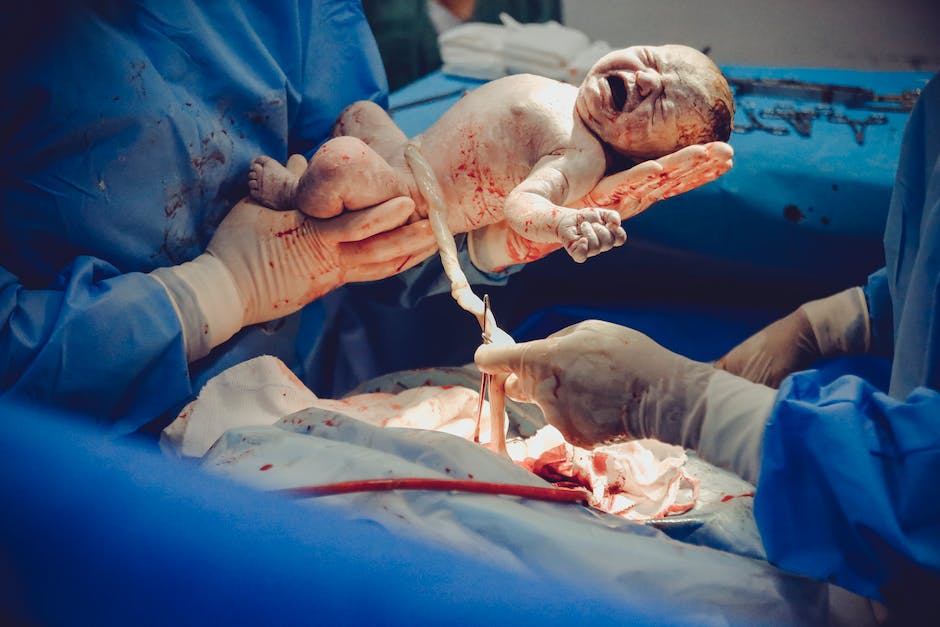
xmin=716 ymin=287 xmax=870 ymax=387
xmin=151 ymin=154 xmax=438 ymax=362
xmin=467 ymin=141 xmax=733 ymax=272
xmin=475 ymin=319 xmax=776 ymax=483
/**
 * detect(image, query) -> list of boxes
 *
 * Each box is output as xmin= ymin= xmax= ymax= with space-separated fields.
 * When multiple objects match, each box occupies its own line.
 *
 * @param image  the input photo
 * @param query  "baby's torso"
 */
xmin=399 ymin=75 xmax=596 ymax=233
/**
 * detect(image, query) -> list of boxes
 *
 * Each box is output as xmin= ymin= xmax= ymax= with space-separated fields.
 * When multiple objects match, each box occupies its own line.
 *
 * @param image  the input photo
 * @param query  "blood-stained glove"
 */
xmin=716 ymin=287 xmax=870 ymax=387
xmin=467 ymin=141 xmax=734 ymax=272
xmin=151 ymin=154 xmax=438 ymax=362
xmin=475 ymin=319 xmax=776 ymax=483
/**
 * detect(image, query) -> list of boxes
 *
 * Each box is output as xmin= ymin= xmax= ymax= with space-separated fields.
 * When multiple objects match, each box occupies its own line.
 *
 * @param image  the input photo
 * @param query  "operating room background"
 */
xmin=323 ymin=0 xmax=939 ymax=397
xmin=561 ymin=0 xmax=940 ymax=72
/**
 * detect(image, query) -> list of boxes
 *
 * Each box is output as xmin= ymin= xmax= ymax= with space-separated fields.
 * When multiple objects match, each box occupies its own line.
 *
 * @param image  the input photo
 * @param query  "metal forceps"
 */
xmin=473 ymin=294 xmax=493 ymax=443
xmin=733 ymin=105 xmax=789 ymax=136
xmin=760 ymin=104 xmax=820 ymax=138
xmin=824 ymin=110 xmax=888 ymax=146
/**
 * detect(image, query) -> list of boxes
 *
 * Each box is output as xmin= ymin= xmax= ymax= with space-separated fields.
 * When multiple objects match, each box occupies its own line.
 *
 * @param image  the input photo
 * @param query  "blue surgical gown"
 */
xmin=756 ymin=73 xmax=940 ymax=614
xmin=0 ymin=1 xmax=508 ymax=433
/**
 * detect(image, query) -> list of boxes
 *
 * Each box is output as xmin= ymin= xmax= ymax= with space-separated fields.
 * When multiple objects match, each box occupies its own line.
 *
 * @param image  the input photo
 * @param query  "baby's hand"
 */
xmin=556 ymin=208 xmax=627 ymax=263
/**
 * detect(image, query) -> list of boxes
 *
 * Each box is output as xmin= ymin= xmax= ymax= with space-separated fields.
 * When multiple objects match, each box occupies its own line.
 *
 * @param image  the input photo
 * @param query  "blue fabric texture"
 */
xmin=0 ymin=1 xmax=392 ymax=430
xmin=882 ymin=72 xmax=940 ymax=398
xmin=757 ymin=73 xmax=940 ymax=616
xmin=756 ymin=374 xmax=940 ymax=609
xmin=0 ymin=397 xmax=678 ymax=627
xmin=862 ymin=267 xmax=893 ymax=358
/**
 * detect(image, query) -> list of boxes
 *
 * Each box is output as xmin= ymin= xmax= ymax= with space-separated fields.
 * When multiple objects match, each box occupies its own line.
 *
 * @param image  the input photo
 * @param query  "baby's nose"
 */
xmin=634 ymin=70 xmax=662 ymax=98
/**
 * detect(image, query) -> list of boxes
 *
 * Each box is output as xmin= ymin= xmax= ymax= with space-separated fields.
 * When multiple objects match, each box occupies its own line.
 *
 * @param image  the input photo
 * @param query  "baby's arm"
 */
xmin=503 ymin=154 xmax=626 ymax=263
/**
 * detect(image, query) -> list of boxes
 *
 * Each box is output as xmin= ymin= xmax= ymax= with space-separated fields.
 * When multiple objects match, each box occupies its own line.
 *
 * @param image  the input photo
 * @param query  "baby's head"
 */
xmin=575 ymin=44 xmax=734 ymax=160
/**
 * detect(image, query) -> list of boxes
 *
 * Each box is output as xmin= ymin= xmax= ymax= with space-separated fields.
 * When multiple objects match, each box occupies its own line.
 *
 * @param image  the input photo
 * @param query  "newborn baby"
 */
xmin=250 ymin=45 xmax=734 ymax=262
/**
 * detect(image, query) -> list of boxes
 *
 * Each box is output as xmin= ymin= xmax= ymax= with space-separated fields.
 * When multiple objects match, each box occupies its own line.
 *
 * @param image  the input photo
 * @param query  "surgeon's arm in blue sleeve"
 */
xmin=755 ymin=372 xmax=940 ymax=610
xmin=863 ymin=267 xmax=894 ymax=358
xmin=0 ymin=260 xmax=191 ymax=434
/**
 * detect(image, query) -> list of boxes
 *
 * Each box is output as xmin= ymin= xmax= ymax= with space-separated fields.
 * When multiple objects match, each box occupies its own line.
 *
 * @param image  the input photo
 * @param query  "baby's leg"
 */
xmin=332 ymin=100 xmax=408 ymax=163
xmin=293 ymin=135 xmax=411 ymax=219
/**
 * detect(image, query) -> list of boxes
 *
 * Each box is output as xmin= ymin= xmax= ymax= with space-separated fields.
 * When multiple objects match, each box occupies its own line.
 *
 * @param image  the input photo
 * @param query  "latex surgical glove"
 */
xmin=475 ymin=319 xmax=776 ymax=483
xmin=467 ymin=142 xmax=733 ymax=272
xmin=716 ymin=287 xmax=870 ymax=387
xmin=151 ymin=154 xmax=438 ymax=362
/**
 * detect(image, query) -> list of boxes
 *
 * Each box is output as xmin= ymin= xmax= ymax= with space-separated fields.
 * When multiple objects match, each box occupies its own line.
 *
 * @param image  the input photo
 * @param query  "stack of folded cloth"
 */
xmin=438 ymin=12 xmax=612 ymax=85
xmin=438 ymin=21 xmax=509 ymax=80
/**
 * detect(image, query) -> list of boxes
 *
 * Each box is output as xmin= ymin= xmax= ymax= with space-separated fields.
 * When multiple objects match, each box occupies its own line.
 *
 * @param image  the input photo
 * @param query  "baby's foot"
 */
xmin=248 ymin=155 xmax=298 ymax=210
xmin=557 ymin=208 xmax=627 ymax=263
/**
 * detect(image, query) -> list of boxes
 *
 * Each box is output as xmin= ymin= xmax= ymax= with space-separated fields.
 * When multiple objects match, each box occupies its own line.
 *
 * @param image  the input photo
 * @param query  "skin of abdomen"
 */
xmin=407 ymin=75 xmax=583 ymax=234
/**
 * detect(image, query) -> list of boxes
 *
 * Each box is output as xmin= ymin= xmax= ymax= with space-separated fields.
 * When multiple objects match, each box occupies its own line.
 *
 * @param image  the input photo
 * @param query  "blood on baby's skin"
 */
xmin=394 ymin=255 xmax=412 ymax=273
xmin=259 ymin=464 xmax=273 ymax=471
xmin=720 ymin=492 xmax=754 ymax=502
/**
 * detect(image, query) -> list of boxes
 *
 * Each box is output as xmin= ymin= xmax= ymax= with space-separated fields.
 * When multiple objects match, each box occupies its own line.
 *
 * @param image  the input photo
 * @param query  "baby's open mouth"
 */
xmin=606 ymin=75 xmax=627 ymax=111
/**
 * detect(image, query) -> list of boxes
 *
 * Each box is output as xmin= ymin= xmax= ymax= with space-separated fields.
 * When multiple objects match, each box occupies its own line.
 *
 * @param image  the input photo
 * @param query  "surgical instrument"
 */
xmin=825 ymin=111 xmax=888 ymax=146
xmin=473 ymin=294 xmax=493 ymax=443
xmin=733 ymin=106 xmax=789 ymax=136
xmin=728 ymin=77 xmax=921 ymax=112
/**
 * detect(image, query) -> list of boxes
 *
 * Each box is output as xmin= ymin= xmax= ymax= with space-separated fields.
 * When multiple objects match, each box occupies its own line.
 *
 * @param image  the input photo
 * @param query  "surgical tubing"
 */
xmin=277 ymin=478 xmax=590 ymax=504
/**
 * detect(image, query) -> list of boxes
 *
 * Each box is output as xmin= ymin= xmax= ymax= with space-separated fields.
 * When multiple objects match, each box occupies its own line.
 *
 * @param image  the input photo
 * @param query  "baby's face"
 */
xmin=576 ymin=45 xmax=721 ymax=159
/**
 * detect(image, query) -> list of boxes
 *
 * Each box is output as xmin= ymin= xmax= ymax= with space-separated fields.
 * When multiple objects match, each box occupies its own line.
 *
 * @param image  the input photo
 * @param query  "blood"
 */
xmin=720 ymin=492 xmax=754 ymax=503
xmin=394 ymin=255 xmax=413 ymax=273
xmin=259 ymin=464 xmax=273 ymax=471
xmin=783 ymin=204 xmax=804 ymax=223
xmin=274 ymin=225 xmax=301 ymax=238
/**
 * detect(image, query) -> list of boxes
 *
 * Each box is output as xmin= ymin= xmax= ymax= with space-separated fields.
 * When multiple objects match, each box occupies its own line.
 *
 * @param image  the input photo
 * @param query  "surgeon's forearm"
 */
xmin=1 ymin=259 xmax=192 ymax=431
xmin=800 ymin=286 xmax=870 ymax=357
xmin=696 ymin=371 xmax=777 ymax=484
xmin=149 ymin=254 xmax=244 ymax=362
xmin=862 ymin=268 xmax=893 ymax=358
